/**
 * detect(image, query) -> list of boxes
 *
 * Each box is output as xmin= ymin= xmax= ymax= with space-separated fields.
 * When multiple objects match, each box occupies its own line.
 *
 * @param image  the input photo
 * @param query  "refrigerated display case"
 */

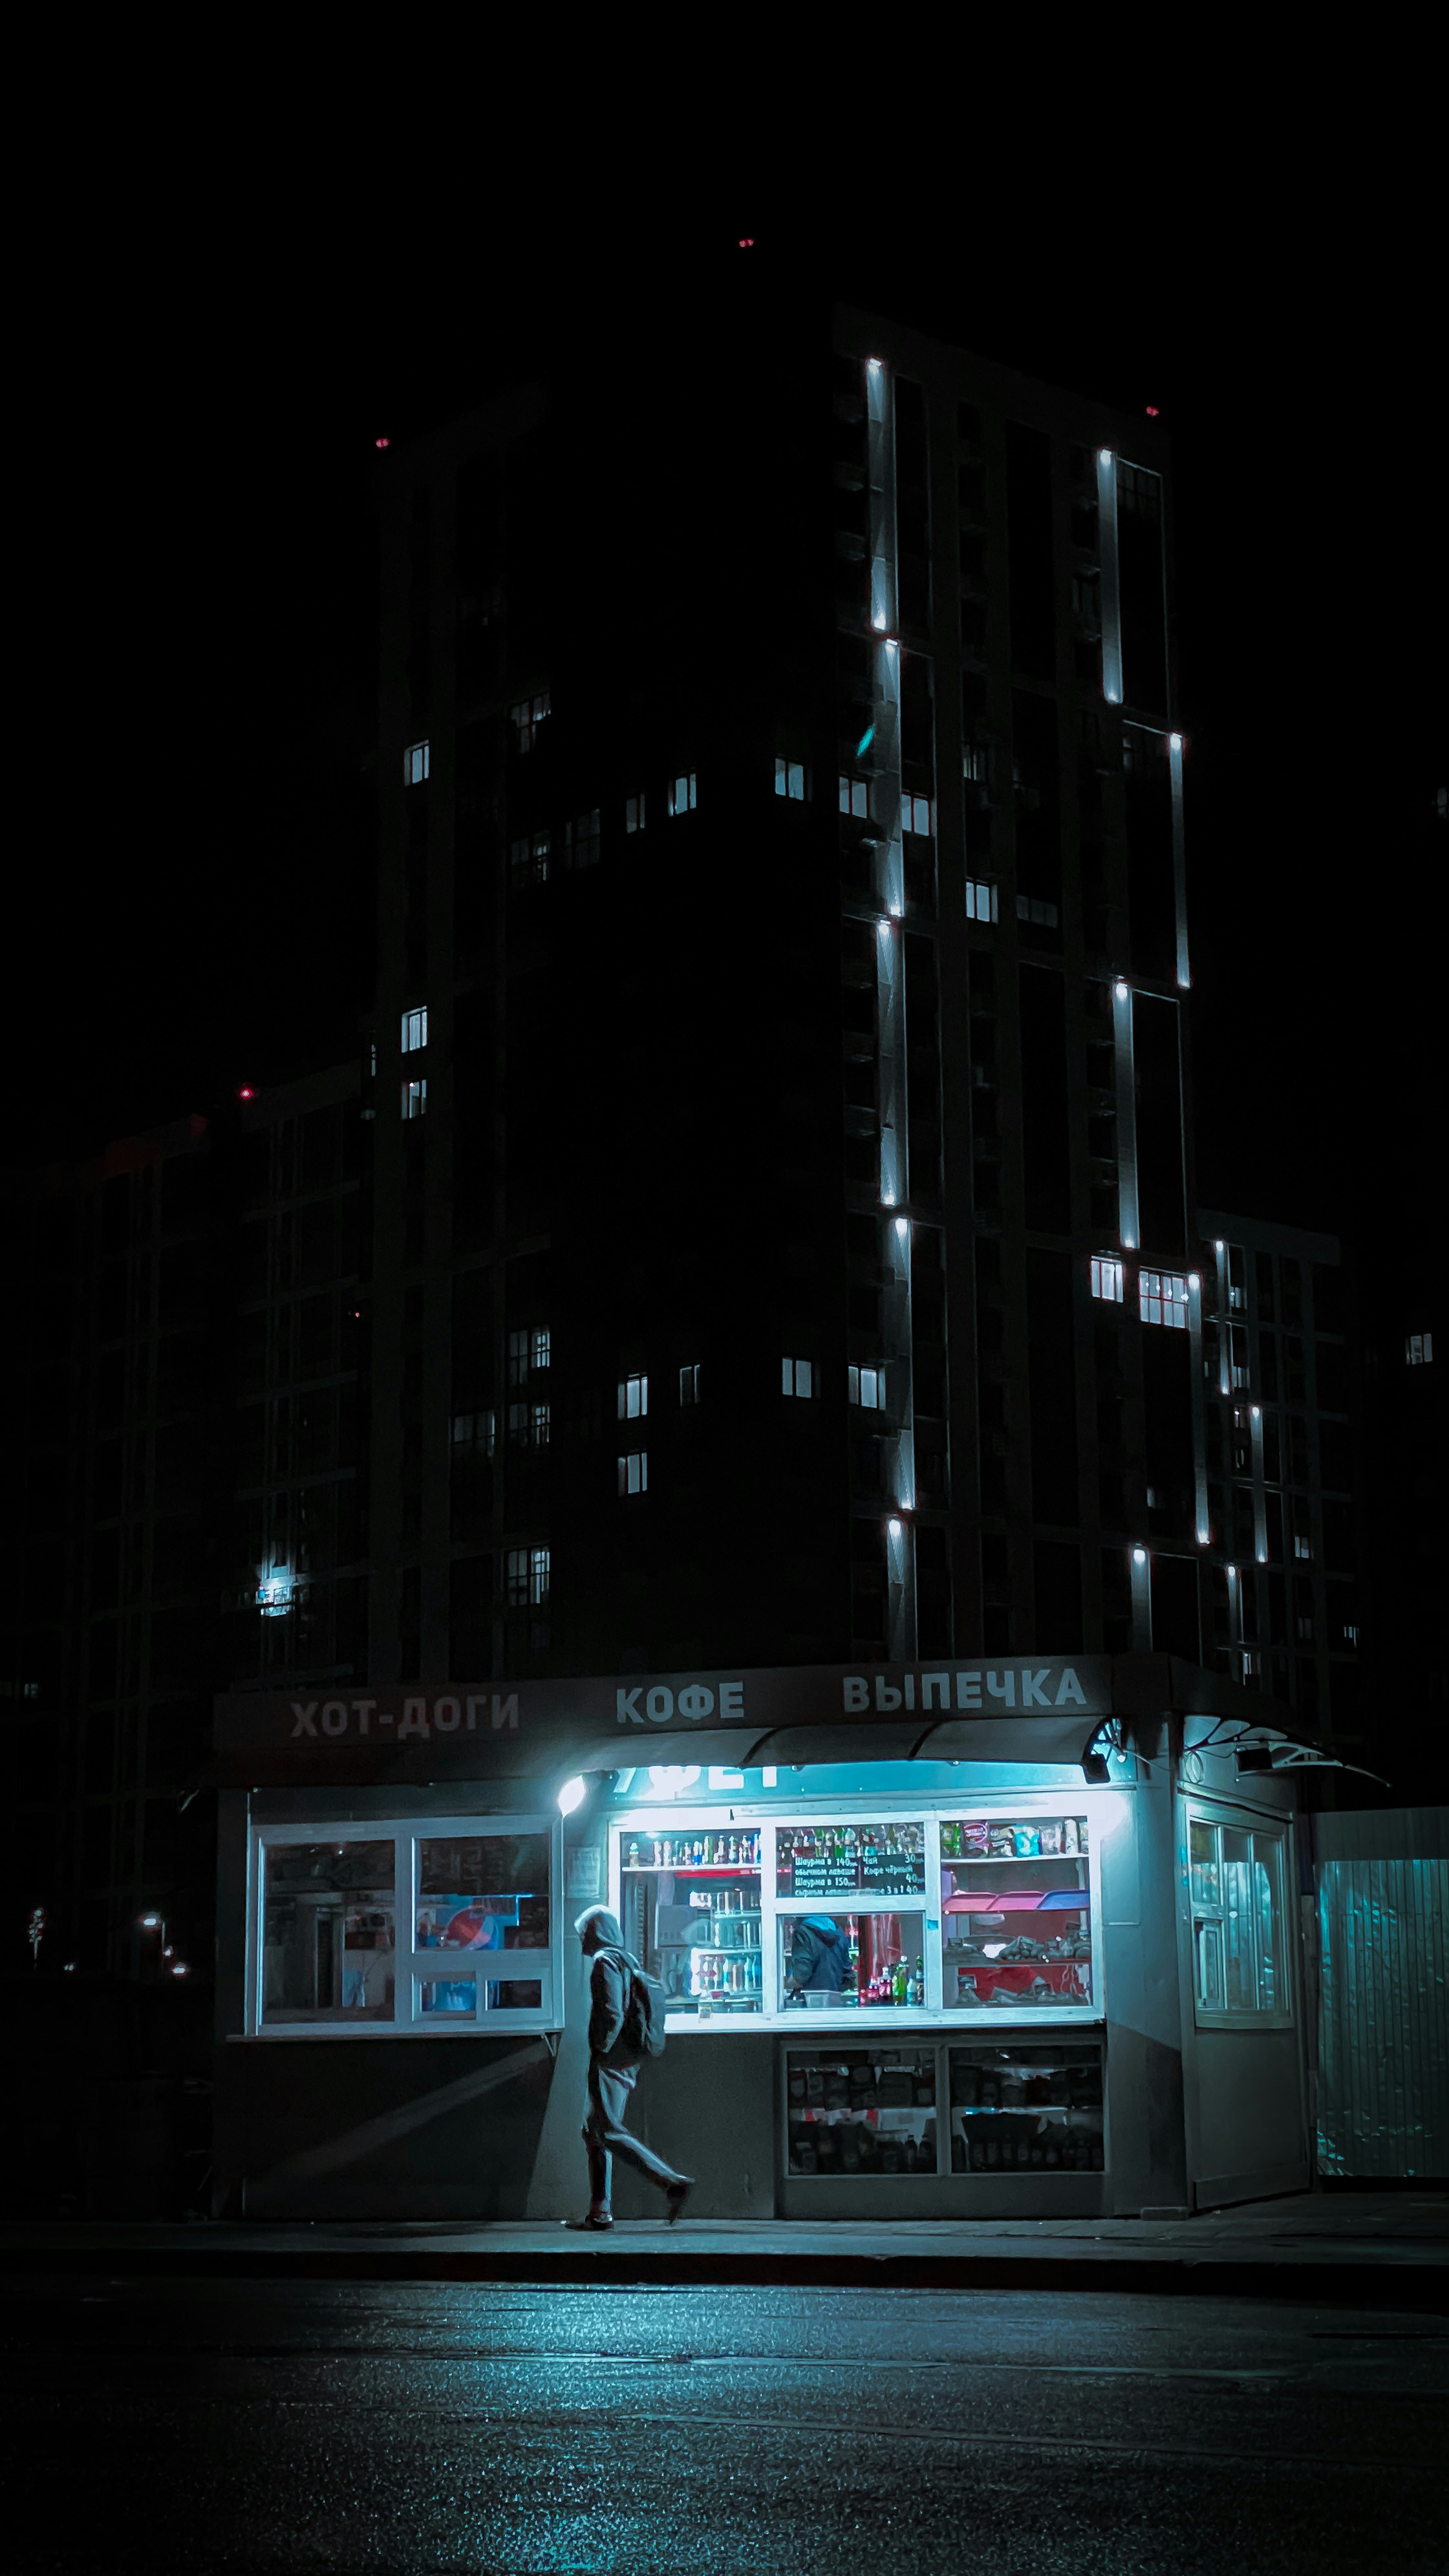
xmin=937 ymin=1812 xmax=1094 ymax=2010
xmin=786 ymin=2048 xmax=939 ymax=2175
xmin=618 ymin=1826 xmax=763 ymax=2016
xmin=947 ymin=2042 xmax=1104 ymax=2171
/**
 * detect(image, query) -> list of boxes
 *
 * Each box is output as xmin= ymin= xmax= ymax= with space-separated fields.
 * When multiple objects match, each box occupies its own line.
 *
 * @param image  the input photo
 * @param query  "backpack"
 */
xmin=605 ymin=1948 xmax=668 ymax=2058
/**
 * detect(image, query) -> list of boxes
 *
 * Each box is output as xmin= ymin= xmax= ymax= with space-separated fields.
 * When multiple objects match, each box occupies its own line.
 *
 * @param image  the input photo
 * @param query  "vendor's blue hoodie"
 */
xmin=789 ymin=1915 xmax=853 ymax=1991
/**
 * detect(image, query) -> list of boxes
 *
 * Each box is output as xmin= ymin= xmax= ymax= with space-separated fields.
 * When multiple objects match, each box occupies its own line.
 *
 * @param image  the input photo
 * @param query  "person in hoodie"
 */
xmin=568 ymin=1905 xmax=692 ymax=2231
xmin=786 ymin=1914 xmax=854 ymax=2001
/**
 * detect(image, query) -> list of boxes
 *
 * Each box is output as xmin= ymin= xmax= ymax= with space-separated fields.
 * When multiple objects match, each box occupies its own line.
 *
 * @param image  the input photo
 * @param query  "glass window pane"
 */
xmin=1188 ymin=1818 xmax=1219 ymax=1906
xmin=416 ymin=1834 xmax=551 ymax=1956
xmin=1195 ymin=1918 xmax=1224 ymax=2012
xmin=420 ymin=1977 xmax=477 ymax=2018
xmin=780 ymin=1911 xmax=925 ymax=2010
xmin=1253 ymin=1845 xmax=1279 ymax=2012
xmin=938 ymin=1815 xmax=1092 ymax=2010
xmin=786 ymin=2048 xmax=938 ymax=2175
xmin=1221 ymin=1828 xmax=1254 ymax=2009
xmin=619 ymin=1825 xmax=763 ymax=2015
xmin=948 ymin=2043 xmax=1104 ymax=2172
xmin=777 ymin=1822 xmax=925 ymax=1899
xmin=262 ymin=1840 xmax=396 ymax=2025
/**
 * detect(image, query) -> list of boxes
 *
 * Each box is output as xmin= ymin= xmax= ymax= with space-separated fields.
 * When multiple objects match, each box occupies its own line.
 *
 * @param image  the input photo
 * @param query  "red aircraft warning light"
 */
xmin=237 ymin=1085 xmax=257 ymax=1101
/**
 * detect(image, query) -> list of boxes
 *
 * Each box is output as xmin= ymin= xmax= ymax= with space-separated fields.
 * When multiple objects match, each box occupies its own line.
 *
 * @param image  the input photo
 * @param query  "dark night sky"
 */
xmin=16 ymin=167 xmax=1443 ymax=1252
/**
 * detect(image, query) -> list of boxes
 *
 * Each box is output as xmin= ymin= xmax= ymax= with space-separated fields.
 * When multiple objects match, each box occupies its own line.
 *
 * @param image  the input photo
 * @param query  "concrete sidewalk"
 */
xmin=3 ymin=2193 xmax=1445 ymax=2308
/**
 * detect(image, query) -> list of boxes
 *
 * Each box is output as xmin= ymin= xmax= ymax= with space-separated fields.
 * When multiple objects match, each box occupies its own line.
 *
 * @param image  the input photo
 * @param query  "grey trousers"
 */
xmin=584 ymin=2059 xmax=685 ymax=2202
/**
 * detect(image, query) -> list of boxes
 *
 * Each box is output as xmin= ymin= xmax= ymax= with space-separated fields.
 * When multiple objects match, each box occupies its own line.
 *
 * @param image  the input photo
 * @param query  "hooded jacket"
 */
xmin=789 ymin=1915 xmax=853 ymax=1993
xmin=581 ymin=1909 xmax=640 ymax=2064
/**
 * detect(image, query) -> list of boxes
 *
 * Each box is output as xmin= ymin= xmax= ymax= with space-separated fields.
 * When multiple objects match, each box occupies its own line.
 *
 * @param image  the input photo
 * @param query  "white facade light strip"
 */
xmin=1130 ymin=1543 xmax=1152 ymax=1649
xmin=1098 ymin=450 xmax=1122 ymax=705
xmin=1169 ymin=733 xmax=1190 ymax=989
xmin=1250 ymin=1405 xmax=1267 ymax=1562
xmin=866 ymin=360 xmax=897 ymax=642
xmin=861 ymin=353 xmax=915 ymax=1660
xmin=1188 ymin=1272 xmax=1210 ymax=1543
xmin=887 ymin=1214 xmax=916 ymax=1521
xmin=876 ymin=916 xmax=906 ymax=1209
xmin=1214 ymin=1240 xmax=1231 ymax=1394
xmin=885 ymin=1507 xmax=914 ymax=1666
xmin=1113 ymin=979 xmax=1139 ymax=1250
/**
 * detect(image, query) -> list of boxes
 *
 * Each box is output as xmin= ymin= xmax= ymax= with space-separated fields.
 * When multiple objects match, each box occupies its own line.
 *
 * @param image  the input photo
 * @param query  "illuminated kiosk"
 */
xmin=211 ymin=1654 xmax=1315 ymax=2220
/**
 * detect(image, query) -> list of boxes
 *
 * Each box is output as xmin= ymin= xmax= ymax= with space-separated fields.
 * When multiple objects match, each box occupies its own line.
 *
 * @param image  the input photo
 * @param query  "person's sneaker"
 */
xmin=563 ymin=2213 xmax=614 ymax=2231
xmin=665 ymin=2180 xmax=694 ymax=2226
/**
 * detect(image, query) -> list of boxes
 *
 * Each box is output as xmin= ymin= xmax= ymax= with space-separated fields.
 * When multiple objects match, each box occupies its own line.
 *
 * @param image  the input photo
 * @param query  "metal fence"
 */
xmin=1315 ymin=1812 xmax=1448 ymax=2178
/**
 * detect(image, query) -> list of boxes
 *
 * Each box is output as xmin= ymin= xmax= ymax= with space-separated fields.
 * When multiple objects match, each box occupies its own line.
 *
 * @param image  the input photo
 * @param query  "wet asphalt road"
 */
xmin=3 ymin=2276 xmax=1446 ymax=2573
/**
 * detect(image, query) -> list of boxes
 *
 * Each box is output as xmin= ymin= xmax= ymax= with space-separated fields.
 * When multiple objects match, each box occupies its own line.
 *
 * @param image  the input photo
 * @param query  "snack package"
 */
xmin=1039 ymin=1821 xmax=1062 ymax=1855
xmin=962 ymin=1819 xmax=991 ymax=1855
xmin=989 ymin=1825 xmax=1017 ymax=1857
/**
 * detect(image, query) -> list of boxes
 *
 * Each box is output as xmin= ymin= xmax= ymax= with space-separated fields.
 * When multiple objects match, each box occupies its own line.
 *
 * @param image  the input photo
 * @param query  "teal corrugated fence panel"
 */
xmin=1316 ymin=1856 xmax=1449 ymax=2178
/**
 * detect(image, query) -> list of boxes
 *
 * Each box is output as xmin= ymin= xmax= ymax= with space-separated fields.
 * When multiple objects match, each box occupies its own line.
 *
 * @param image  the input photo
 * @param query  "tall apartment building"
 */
xmin=355 ymin=296 xmax=1206 ymax=1692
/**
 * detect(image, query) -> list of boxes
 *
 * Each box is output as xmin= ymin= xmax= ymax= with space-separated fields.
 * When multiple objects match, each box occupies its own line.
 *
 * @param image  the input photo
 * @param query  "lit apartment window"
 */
xmin=1406 ymin=1332 xmax=1434 ymax=1364
xmin=902 ymin=792 xmax=935 ymax=837
xmin=678 ymin=1363 xmax=700 ymax=1404
xmin=507 ymin=1402 xmax=551 ymax=1450
xmin=1016 ymin=894 xmax=1060 ymax=928
xmin=848 ymin=1364 xmax=885 ymax=1410
xmin=1296 ymin=1613 xmax=1315 ymax=1642
xmin=669 ymin=772 xmax=698 ymax=817
xmin=964 ymin=878 xmax=998 ymax=924
xmin=626 ymin=794 xmax=647 ymax=833
xmin=403 ymin=740 xmax=430 ymax=786
xmin=617 ymin=1373 xmax=648 ymax=1421
xmin=618 ymin=1452 xmax=648 ymax=1496
xmin=1091 ymin=1255 xmax=1125 ymax=1304
xmin=1140 ymin=1271 xmax=1189 ymax=1329
xmin=510 ymin=831 xmax=551 ymax=886
xmin=775 ymin=758 xmax=808 ymax=801
xmin=508 ymin=1327 xmax=550 ymax=1385
xmin=566 ymin=809 xmax=601 ymax=868
xmin=511 ymin=692 xmax=550 ymax=753
xmin=451 ymin=1411 xmax=497 ymax=1461
xmin=507 ymin=1546 xmax=550 ymax=1607
xmin=838 ymin=774 xmax=870 ymax=819
xmin=1293 ymin=1534 xmax=1313 ymax=1561
xmin=401 ymin=1006 xmax=428 ymax=1054
xmin=1230 ymin=1324 xmax=1249 ymax=1389
xmin=962 ymin=742 xmax=991 ymax=785
xmin=782 ymin=1357 xmax=815 ymax=1399
xmin=401 ymin=1079 xmax=427 ymax=1121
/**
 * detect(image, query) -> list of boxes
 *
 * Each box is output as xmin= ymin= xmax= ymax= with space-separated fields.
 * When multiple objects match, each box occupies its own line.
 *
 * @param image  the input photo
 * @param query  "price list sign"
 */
xmin=780 ymin=1826 xmax=925 ymax=1900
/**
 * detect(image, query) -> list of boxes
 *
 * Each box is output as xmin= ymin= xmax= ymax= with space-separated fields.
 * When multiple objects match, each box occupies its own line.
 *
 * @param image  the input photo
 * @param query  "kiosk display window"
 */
xmin=611 ymin=1800 xmax=1104 ymax=2028
xmin=948 ymin=2042 xmax=1104 ymax=2171
xmin=786 ymin=2048 xmax=939 ymax=2174
xmin=1188 ymin=1814 xmax=1290 ymax=2024
xmin=250 ymin=1817 xmax=560 ymax=2034
xmin=778 ymin=1911 xmax=927 ymax=2010
xmin=261 ymin=1840 xmax=396 ymax=2025
xmin=936 ymin=1814 xmax=1093 ymax=2009
xmin=619 ymin=1826 xmax=764 ymax=2015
